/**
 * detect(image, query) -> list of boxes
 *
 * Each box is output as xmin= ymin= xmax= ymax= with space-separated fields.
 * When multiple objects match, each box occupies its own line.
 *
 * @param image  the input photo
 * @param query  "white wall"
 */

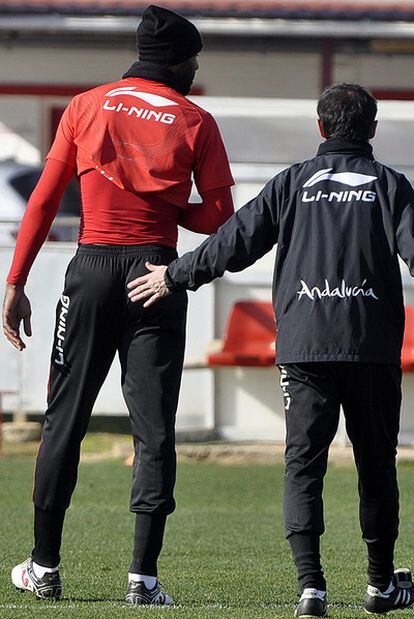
xmin=4 ymin=42 xmax=414 ymax=99
xmin=0 ymin=46 xmax=133 ymax=87
xmin=197 ymin=50 xmax=321 ymax=98
xmin=0 ymin=43 xmax=322 ymax=98
xmin=0 ymin=44 xmax=321 ymax=97
xmin=0 ymin=241 xmax=215 ymax=432
xmin=335 ymin=52 xmax=414 ymax=90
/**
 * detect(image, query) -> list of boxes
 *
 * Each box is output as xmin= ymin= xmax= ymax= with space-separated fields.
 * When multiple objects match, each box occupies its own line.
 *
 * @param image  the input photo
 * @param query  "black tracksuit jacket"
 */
xmin=166 ymin=137 xmax=414 ymax=364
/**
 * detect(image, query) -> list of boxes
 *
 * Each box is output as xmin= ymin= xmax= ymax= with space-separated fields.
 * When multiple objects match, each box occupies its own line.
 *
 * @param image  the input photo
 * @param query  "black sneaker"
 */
xmin=11 ymin=558 xmax=61 ymax=600
xmin=125 ymin=579 xmax=173 ymax=606
xmin=295 ymin=588 xmax=328 ymax=618
xmin=364 ymin=569 xmax=414 ymax=615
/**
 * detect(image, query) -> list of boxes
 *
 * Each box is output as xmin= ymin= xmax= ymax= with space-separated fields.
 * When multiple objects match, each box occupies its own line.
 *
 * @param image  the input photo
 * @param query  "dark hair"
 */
xmin=317 ymin=83 xmax=377 ymax=141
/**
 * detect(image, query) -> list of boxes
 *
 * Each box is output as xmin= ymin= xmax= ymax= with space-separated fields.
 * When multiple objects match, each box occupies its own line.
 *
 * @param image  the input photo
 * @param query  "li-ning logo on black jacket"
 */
xmin=302 ymin=168 xmax=377 ymax=203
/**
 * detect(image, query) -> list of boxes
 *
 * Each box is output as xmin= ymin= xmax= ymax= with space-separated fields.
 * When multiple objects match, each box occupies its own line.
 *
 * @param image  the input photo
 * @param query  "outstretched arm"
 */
xmin=3 ymin=158 xmax=75 ymax=349
xmin=128 ymin=177 xmax=282 ymax=306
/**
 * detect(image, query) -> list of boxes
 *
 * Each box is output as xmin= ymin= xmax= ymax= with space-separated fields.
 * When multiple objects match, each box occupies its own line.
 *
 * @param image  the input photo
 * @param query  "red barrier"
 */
xmin=402 ymin=306 xmax=414 ymax=372
xmin=208 ymin=301 xmax=414 ymax=371
xmin=207 ymin=301 xmax=276 ymax=367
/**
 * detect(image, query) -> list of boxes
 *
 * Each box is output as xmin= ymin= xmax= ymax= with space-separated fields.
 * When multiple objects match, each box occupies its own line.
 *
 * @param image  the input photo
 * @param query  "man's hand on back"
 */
xmin=127 ymin=262 xmax=170 ymax=308
xmin=2 ymin=284 xmax=32 ymax=351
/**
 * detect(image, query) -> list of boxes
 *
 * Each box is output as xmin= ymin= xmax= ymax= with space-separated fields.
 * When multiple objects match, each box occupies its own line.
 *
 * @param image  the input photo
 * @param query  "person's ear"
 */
xmin=368 ymin=120 xmax=378 ymax=140
xmin=317 ymin=119 xmax=326 ymax=139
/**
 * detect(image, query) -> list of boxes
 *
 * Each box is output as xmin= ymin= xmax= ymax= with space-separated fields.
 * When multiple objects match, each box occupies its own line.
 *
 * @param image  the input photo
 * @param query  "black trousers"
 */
xmin=32 ymin=245 xmax=187 ymax=566
xmin=280 ymin=362 xmax=401 ymax=591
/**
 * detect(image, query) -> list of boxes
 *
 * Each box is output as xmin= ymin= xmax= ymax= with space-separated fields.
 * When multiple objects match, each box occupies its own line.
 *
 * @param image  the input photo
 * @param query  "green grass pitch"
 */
xmin=1 ymin=455 xmax=413 ymax=618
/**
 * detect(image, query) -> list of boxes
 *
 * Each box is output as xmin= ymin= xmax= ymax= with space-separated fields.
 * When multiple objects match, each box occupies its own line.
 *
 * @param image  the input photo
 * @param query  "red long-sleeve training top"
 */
xmin=7 ymin=77 xmax=235 ymax=285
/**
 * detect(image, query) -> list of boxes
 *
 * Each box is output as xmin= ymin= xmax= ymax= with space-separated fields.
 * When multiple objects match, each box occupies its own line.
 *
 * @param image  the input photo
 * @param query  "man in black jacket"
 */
xmin=127 ymin=84 xmax=414 ymax=617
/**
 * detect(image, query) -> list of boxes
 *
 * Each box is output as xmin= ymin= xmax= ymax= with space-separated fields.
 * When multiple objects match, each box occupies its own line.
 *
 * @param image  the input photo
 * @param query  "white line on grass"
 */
xmin=0 ymin=602 xmax=364 ymax=611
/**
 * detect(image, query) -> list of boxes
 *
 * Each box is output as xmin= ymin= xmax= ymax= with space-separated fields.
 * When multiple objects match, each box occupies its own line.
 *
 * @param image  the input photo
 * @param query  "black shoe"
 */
xmin=11 ymin=558 xmax=61 ymax=600
xmin=364 ymin=569 xmax=414 ymax=615
xmin=295 ymin=588 xmax=327 ymax=618
xmin=125 ymin=579 xmax=173 ymax=606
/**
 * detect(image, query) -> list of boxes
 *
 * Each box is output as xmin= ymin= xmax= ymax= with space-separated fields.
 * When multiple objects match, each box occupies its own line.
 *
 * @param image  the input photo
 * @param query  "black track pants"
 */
xmin=280 ymin=362 xmax=401 ymax=591
xmin=32 ymin=245 xmax=187 ymax=564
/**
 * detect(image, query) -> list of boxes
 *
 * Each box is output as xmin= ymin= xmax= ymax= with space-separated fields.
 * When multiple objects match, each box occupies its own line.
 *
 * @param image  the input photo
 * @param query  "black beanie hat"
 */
xmin=137 ymin=5 xmax=203 ymax=66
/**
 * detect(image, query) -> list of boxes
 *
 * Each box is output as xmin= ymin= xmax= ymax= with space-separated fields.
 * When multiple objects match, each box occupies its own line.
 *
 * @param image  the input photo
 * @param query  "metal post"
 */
xmin=0 ymin=393 xmax=3 ymax=457
xmin=0 ymin=390 xmax=18 ymax=456
xmin=13 ymin=352 xmax=26 ymax=423
xmin=321 ymin=38 xmax=334 ymax=92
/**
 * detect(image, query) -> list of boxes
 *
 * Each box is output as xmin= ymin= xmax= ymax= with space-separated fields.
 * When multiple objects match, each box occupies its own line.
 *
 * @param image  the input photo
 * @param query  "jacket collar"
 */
xmin=122 ymin=61 xmax=181 ymax=93
xmin=317 ymin=137 xmax=374 ymax=159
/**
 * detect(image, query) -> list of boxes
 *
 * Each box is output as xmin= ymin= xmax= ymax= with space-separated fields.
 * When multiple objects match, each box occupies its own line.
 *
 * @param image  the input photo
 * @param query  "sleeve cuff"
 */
xmin=6 ymin=275 xmax=27 ymax=287
xmin=164 ymin=268 xmax=179 ymax=291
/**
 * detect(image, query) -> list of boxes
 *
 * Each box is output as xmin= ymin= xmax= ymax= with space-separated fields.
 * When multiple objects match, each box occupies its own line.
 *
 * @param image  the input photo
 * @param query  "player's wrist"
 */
xmin=6 ymin=282 xmax=25 ymax=292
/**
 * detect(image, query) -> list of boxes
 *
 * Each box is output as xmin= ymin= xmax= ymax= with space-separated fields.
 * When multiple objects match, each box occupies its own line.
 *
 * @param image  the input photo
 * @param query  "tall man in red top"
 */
xmin=3 ymin=5 xmax=234 ymax=605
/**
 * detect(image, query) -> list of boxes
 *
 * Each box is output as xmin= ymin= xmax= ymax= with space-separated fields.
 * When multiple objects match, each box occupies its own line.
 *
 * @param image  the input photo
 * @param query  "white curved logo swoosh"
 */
xmin=303 ymin=168 xmax=377 ymax=188
xmin=105 ymin=87 xmax=178 ymax=107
